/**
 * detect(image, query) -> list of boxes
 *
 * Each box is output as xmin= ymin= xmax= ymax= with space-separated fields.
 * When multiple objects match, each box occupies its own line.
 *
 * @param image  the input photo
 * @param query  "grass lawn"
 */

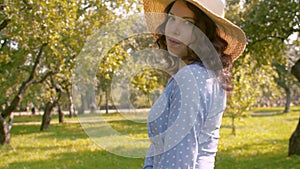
xmin=1 ymin=106 xmax=300 ymax=169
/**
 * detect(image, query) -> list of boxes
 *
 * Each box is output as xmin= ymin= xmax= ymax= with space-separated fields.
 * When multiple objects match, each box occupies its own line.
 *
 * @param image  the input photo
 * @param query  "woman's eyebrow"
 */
xmin=169 ymin=12 xmax=195 ymax=21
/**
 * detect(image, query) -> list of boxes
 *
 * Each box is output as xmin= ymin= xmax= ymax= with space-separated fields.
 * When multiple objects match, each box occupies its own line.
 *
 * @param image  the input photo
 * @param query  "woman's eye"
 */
xmin=168 ymin=15 xmax=176 ymax=22
xmin=184 ymin=20 xmax=194 ymax=26
xmin=167 ymin=14 xmax=194 ymax=27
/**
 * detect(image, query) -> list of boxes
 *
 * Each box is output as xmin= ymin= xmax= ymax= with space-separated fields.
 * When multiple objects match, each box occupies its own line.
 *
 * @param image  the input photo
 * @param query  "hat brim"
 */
xmin=143 ymin=0 xmax=246 ymax=61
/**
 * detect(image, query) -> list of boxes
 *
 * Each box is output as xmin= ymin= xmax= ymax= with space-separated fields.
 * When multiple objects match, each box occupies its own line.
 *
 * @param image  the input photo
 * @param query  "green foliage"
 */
xmin=92 ymin=29 xmax=167 ymax=108
xmin=1 ymin=0 xmax=299 ymax=144
xmin=273 ymin=62 xmax=298 ymax=89
xmin=224 ymin=0 xmax=300 ymax=133
xmin=226 ymin=55 xmax=262 ymax=134
xmin=241 ymin=0 xmax=299 ymax=62
xmin=0 ymin=0 xmax=121 ymax=112
xmin=71 ymin=1 xmax=145 ymax=110
xmin=131 ymin=69 xmax=162 ymax=106
xmin=1 ymin=0 xmax=75 ymax=108
xmin=97 ymin=45 xmax=128 ymax=92
xmin=131 ymin=69 xmax=159 ymax=95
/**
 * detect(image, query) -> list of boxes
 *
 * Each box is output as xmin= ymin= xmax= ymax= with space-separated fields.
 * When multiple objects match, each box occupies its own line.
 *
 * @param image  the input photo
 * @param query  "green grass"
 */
xmin=216 ymin=106 xmax=300 ymax=169
xmin=1 ymin=107 xmax=300 ymax=169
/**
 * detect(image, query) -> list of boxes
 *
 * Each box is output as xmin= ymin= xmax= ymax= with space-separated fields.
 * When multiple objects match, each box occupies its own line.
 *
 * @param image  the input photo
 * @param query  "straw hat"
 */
xmin=143 ymin=0 xmax=246 ymax=61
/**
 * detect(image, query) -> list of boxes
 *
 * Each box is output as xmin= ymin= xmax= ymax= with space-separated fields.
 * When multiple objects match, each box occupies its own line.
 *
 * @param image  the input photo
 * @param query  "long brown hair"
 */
xmin=155 ymin=0 xmax=233 ymax=91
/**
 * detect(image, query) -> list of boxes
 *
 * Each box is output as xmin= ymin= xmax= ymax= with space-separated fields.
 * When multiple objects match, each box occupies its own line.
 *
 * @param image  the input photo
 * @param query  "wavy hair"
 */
xmin=155 ymin=0 xmax=233 ymax=91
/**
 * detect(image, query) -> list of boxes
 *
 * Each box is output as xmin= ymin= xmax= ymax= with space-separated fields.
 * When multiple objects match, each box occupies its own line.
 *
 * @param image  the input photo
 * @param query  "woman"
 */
xmin=143 ymin=0 xmax=246 ymax=168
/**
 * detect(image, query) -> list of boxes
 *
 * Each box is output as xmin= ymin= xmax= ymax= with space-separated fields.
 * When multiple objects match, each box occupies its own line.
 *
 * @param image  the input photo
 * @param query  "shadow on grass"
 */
xmin=216 ymin=151 xmax=300 ymax=169
xmin=11 ymin=123 xmax=88 ymax=140
xmin=11 ymin=125 xmax=41 ymax=135
xmin=5 ymin=129 xmax=300 ymax=168
xmin=7 ymin=108 xmax=300 ymax=169
xmin=285 ymin=117 xmax=300 ymax=123
xmin=251 ymin=112 xmax=286 ymax=117
xmin=3 ymin=139 xmax=300 ymax=169
xmin=108 ymin=120 xmax=147 ymax=135
xmin=216 ymin=138 xmax=300 ymax=169
xmin=4 ymin=149 xmax=145 ymax=169
xmin=250 ymin=106 xmax=300 ymax=117
xmin=5 ymin=122 xmax=147 ymax=169
xmin=13 ymin=115 xmax=42 ymax=123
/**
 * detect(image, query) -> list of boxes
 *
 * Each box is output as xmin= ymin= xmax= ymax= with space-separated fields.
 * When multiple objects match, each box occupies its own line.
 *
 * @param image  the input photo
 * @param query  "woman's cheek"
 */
xmin=181 ymin=27 xmax=195 ymax=45
xmin=189 ymin=27 xmax=197 ymax=43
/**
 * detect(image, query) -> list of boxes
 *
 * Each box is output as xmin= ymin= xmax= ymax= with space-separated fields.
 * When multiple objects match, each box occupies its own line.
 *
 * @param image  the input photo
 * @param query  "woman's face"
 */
xmin=165 ymin=0 xmax=195 ymax=59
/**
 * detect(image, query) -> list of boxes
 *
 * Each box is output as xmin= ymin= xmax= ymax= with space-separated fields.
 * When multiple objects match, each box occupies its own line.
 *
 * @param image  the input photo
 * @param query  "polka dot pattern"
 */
xmin=143 ymin=62 xmax=226 ymax=169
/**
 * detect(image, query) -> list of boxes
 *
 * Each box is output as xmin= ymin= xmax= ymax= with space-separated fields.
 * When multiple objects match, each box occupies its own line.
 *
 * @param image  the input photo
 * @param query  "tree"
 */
xmin=40 ymin=75 xmax=64 ymax=131
xmin=224 ymin=0 xmax=300 ymax=134
xmin=0 ymin=0 xmax=114 ymax=144
xmin=97 ymin=45 xmax=129 ymax=113
xmin=273 ymin=62 xmax=297 ymax=113
xmin=131 ymin=69 xmax=162 ymax=106
xmin=226 ymin=55 xmax=261 ymax=135
xmin=0 ymin=42 xmax=53 ymax=144
xmin=289 ymin=59 xmax=300 ymax=156
xmin=0 ymin=0 xmax=76 ymax=143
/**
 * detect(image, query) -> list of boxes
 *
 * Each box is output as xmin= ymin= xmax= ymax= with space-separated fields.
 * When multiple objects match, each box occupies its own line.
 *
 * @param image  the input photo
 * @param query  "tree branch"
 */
xmin=50 ymin=76 xmax=64 ymax=93
xmin=33 ymin=71 xmax=57 ymax=84
xmin=76 ymin=2 xmax=93 ymax=18
xmin=247 ymin=33 xmax=293 ymax=50
xmin=1 ymin=43 xmax=48 ymax=118
xmin=0 ymin=19 xmax=10 ymax=32
xmin=29 ymin=43 xmax=48 ymax=81
xmin=20 ymin=0 xmax=32 ymax=10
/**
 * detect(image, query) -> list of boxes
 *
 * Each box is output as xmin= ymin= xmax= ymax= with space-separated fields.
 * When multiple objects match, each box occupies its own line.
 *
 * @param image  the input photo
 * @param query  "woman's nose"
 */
xmin=168 ymin=19 xmax=181 ymax=36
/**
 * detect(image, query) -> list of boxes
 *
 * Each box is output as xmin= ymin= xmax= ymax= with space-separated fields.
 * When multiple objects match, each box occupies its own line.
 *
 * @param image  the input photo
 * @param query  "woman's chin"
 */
xmin=168 ymin=48 xmax=183 ymax=58
xmin=167 ymin=45 xmax=188 ymax=58
xmin=168 ymin=50 xmax=179 ymax=57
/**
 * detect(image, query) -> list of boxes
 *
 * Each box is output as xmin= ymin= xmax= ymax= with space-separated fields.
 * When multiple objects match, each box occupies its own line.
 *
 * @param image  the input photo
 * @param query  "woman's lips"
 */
xmin=167 ymin=38 xmax=182 ymax=46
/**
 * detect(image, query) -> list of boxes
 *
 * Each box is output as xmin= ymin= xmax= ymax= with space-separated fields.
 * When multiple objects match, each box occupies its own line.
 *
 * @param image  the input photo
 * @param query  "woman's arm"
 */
xmin=195 ymin=112 xmax=223 ymax=169
xmin=157 ymin=65 xmax=208 ymax=168
xmin=195 ymin=75 xmax=226 ymax=169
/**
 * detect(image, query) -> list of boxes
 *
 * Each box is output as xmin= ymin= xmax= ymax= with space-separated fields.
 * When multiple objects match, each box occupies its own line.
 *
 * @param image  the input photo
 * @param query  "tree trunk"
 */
xmin=289 ymin=60 xmax=300 ymax=155
xmin=0 ymin=115 xmax=10 ymax=144
xmin=289 ymin=116 xmax=300 ymax=156
xmin=40 ymin=102 xmax=55 ymax=131
xmin=66 ymin=88 xmax=75 ymax=118
xmin=0 ymin=19 xmax=10 ymax=32
xmin=105 ymin=89 xmax=109 ymax=114
xmin=291 ymin=59 xmax=300 ymax=81
xmin=31 ymin=106 xmax=36 ymax=115
xmin=232 ymin=116 xmax=236 ymax=136
xmin=147 ymin=93 xmax=151 ymax=107
xmin=58 ymin=102 xmax=64 ymax=123
xmin=78 ymin=94 xmax=85 ymax=114
xmin=284 ymin=87 xmax=291 ymax=113
xmin=98 ymin=94 xmax=103 ymax=109
xmin=8 ymin=114 xmax=13 ymax=132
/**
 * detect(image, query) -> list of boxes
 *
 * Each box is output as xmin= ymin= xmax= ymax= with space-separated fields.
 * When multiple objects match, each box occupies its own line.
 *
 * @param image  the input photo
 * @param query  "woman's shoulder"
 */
xmin=175 ymin=62 xmax=212 ymax=81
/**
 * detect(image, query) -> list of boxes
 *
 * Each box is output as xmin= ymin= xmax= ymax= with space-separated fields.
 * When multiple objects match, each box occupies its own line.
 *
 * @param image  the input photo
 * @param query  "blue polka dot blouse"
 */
xmin=143 ymin=62 xmax=226 ymax=169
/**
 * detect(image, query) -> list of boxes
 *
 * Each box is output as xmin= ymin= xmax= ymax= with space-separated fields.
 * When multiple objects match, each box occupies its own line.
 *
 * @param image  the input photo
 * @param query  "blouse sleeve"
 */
xmin=195 ymin=76 xmax=225 ymax=168
xmin=143 ymin=143 xmax=154 ymax=169
xmin=156 ymin=66 xmax=211 ymax=169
